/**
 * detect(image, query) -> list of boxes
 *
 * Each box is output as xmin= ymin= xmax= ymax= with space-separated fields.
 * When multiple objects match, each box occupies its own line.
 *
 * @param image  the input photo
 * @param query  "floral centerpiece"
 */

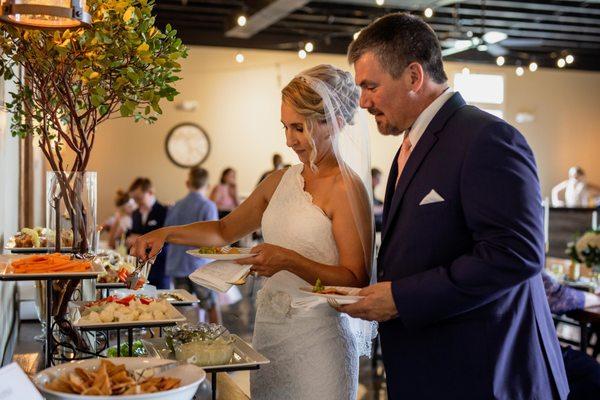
xmin=566 ymin=229 xmax=600 ymax=278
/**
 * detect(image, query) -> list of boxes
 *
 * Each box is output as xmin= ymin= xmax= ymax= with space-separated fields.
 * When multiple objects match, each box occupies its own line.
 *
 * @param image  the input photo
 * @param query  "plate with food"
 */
xmin=33 ymin=358 xmax=205 ymax=400
xmin=71 ymin=295 xmax=186 ymax=329
xmin=5 ymin=227 xmax=74 ymax=253
xmin=0 ymin=253 xmax=103 ymax=280
xmin=186 ymin=246 xmax=253 ymax=261
xmin=112 ymin=289 xmax=199 ymax=306
xmin=94 ymin=252 xmax=148 ymax=289
xmin=299 ymin=278 xmax=364 ymax=305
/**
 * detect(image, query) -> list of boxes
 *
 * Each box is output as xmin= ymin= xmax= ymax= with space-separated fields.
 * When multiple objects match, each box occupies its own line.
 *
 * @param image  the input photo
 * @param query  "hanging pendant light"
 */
xmin=0 ymin=0 xmax=91 ymax=30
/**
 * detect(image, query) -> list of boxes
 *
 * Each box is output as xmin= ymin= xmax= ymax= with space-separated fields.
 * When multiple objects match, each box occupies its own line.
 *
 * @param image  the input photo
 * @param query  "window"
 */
xmin=453 ymin=72 xmax=504 ymax=119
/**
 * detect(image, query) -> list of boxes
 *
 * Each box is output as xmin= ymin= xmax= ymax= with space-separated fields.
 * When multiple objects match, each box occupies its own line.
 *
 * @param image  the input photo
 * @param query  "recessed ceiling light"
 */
xmin=375 ymin=0 xmax=384 ymax=6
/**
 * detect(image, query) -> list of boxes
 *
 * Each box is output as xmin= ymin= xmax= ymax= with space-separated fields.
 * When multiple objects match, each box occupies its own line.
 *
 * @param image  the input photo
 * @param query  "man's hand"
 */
xmin=338 ymin=282 xmax=399 ymax=322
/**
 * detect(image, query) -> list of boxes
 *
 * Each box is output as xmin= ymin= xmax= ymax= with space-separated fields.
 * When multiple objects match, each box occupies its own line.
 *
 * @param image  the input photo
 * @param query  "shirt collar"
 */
xmin=407 ymin=87 xmax=454 ymax=148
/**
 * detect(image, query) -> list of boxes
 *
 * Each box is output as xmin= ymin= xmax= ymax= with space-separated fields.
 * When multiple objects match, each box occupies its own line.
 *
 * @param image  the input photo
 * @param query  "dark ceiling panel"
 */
xmin=155 ymin=0 xmax=600 ymax=71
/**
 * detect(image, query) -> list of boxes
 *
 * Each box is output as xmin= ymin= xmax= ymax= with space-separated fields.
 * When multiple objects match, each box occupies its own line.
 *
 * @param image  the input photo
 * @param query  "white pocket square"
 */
xmin=419 ymin=189 xmax=445 ymax=205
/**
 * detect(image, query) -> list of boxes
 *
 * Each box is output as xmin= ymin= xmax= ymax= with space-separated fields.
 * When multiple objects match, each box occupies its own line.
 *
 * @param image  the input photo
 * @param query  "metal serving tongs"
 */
xmin=126 ymin=253 xmax=154 ymax=290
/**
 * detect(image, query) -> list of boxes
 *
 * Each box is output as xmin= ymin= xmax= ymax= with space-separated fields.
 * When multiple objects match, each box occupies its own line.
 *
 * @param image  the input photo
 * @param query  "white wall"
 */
xmin=87 ymin=46 xmax=600 ymax=224
xmin=0 ymin=76 xmax=20 ymax=250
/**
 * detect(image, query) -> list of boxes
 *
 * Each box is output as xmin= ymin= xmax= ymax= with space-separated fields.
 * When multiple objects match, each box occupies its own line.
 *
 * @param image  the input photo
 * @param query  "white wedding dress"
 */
xmin=251 ymin=164 xmax=359 ymax=400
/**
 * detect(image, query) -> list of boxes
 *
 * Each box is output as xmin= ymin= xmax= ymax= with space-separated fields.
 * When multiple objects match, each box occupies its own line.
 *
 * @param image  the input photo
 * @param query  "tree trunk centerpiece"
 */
xmin=0 ymin=0 xmax=187 ymax=360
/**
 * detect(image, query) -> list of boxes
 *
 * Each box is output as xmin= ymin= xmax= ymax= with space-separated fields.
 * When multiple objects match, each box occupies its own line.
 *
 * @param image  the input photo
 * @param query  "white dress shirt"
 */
xmin=405 ymin=87 xmax=455 ymax=149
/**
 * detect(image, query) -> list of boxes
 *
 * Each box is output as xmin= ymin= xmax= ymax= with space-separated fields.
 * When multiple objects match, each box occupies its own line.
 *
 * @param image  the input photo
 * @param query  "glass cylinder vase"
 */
xmin=46 ymin=171 xmax=97 ymax=255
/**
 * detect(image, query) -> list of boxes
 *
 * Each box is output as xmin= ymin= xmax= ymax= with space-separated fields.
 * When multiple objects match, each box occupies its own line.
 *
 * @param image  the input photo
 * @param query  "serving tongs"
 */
xmin=126 ymin=256 xmax=153 ymax=290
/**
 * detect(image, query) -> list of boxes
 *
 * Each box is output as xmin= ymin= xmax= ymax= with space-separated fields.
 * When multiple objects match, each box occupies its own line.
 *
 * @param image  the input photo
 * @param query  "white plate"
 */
xmin=186 ymin=248 xmax=253 ymax=261
xmin=70 ymin=301 xmax=187 ymax=329
xmin=0 ymin=260 xmax=104 ymax=280
xmin=33 ymin=357 xmax=206 ymax=400
xmin=111 ymin=289 xmax=200 ymax=306
xmin=299 ymin=286 xmax=364 ymax=305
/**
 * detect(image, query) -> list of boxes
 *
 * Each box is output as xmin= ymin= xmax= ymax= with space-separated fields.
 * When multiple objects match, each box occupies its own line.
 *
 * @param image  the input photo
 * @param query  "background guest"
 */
xmin=165 ymin=167 xmax=221 ymax=323
xmin=105 ymin=189 xmax=136 ymax=249
xmin=127 ymin=177 xmax=170 ymax=289
xmin=542 ymin=270 xmax=600 ymax=399
xmin=257 ymin=153 xmax=284 ymax=184
xmin=371 ymin=168 xmax=384 ymax=233
xmin=210 ymin=167 xmax=239 ymax=219
xmin=552 ymin=166 xmax=600 ymax=208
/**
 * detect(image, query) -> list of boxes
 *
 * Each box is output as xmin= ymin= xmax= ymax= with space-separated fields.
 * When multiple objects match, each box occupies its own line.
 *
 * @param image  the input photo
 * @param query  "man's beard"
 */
xmin=370 ymin=107 xmax=402 ymax=136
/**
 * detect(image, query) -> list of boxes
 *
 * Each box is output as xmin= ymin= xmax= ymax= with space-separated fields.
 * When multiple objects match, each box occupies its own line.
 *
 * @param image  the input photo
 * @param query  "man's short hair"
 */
xmin=188 ymin=167 xmax=209 ymax=190
xmin=348 ymin=12 xmax=447 ymax=84
xmin=371 ymin=168 xmax=382 ymax=178
xmin=129 ymin=177 xmax=153 ymax=193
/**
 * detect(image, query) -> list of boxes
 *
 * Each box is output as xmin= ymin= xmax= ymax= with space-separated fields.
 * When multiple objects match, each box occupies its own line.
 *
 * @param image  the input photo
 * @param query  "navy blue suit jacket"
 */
xmin=129 ymin=201 xmax=169 ymax=289
xmin=377 ymin=93 xmax=569 ymax=399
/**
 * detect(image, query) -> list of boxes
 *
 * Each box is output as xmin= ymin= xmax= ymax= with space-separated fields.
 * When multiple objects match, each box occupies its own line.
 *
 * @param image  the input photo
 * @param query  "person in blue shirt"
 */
xmin=164 ymin=167 xmax=220 ymax=323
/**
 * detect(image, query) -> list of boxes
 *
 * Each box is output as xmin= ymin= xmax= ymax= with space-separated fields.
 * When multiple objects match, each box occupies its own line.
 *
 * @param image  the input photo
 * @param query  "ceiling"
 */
xmin=155 ymin=0 xmax=600 ymax=71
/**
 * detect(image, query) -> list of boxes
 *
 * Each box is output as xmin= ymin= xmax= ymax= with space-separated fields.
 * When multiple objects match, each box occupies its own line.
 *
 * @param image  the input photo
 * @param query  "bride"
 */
xmin=132 ymin=64 xmax=374 ymax=399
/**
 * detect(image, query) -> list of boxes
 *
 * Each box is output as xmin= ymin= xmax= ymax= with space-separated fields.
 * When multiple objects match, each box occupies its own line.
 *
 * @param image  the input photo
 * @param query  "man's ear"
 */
xmin=405 ymin=62 xmax=425 ymax=92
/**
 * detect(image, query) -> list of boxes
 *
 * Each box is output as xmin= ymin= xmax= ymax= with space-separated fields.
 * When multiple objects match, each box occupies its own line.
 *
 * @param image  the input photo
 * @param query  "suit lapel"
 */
xmin=380 ymin=92 xmax=467 ymax=246
xmin=381 ymin=148 xmax=400 ymax=238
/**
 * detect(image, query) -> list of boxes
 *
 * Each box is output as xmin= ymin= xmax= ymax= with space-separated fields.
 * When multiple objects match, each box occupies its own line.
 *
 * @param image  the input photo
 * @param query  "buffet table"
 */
xmin=12 ymin=317 xmax=250 ymax=399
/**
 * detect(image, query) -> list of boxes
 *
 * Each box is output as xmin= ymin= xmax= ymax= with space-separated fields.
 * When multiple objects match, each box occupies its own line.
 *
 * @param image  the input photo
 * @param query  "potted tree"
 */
xmin=0 ymin=0 xmax=187 ymax=357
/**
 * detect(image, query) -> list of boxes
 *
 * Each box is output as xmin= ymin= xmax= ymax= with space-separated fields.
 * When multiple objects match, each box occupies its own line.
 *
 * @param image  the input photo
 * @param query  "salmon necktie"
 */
xmin=395 ymin=133 xmax=412 ymax=188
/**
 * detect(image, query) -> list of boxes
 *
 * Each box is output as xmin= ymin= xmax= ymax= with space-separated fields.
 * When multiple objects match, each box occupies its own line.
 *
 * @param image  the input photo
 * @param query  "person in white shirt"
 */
xmin=551 ymin=166 xmax=600 ymax=208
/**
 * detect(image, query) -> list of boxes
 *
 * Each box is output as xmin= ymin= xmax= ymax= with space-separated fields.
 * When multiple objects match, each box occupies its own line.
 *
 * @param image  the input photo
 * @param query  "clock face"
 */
xmin=165 ymin=123 xmax=210 ymax=168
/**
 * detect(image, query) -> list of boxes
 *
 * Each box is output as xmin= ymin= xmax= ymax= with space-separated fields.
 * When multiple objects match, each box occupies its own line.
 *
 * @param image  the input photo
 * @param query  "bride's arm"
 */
xmin=244 ymin=181 xmax=370 ymax=287
xmin=131 ymin=170 xmax=285 ymax=260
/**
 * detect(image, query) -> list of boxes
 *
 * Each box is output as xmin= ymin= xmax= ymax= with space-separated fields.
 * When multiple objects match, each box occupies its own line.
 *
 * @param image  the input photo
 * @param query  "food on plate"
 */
xmin=94 ymin=251 xmax=140 ymax=285
xmin=9 ymin=253 xmax=91 ymax=274
xmin=44 ymin=359 xmax=180 ymax=395
xmin=311 ymin=278 xmax=350 ymax=295
xmin=165 ymin=323 xmax=234 ymax=366
xmin=312 ymin=278 xmax=325 ymax=293
xmin=78 ymin=295 xmax=175 ymax=324
xmin=11 ymin=227 xmax=73 ymax=248
xmin=197 ymin=246 xmax=239 ymax=255
xmin=106 ymin=340 xmax=146 ymax=358
xmin=158 ymin=291 xmax=186 ymax=302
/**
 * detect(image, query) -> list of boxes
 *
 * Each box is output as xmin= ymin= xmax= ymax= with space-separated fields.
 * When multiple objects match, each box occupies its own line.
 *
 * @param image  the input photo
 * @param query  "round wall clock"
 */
xmin=165 ymin=123 xmax=211 ymax=168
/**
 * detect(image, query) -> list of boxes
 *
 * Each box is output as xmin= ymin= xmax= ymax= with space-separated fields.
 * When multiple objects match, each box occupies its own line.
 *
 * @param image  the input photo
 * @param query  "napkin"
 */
xmin=188 ymin=261 xmax=252 ymax=293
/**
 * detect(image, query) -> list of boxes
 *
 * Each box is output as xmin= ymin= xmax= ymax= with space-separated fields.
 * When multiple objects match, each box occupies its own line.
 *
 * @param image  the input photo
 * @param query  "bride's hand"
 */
xmin=235 ymin=243 xmax=296 ymax=277
xmin=130 ymin=228 xmax=169 ymax=261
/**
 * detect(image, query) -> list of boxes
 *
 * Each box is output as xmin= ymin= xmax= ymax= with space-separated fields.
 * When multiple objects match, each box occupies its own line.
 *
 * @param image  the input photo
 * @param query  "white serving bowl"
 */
xmin=33 ymin=357 xmax=206 ymax=400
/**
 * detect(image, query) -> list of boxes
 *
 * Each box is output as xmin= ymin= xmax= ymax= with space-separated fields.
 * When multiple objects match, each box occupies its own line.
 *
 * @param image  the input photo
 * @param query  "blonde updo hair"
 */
xmin=282 ymin=64 xmax=360 ymax=171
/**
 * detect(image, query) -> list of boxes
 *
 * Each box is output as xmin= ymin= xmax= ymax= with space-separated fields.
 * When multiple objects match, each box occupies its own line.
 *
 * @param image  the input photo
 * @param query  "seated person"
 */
xmin=542 ymin=270 xmax=600 ymax=399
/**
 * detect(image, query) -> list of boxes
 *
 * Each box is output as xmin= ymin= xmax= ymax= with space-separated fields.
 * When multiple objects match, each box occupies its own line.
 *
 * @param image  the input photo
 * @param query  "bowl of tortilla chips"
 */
xmin=33 ymin=358 xmax=205 ymax=400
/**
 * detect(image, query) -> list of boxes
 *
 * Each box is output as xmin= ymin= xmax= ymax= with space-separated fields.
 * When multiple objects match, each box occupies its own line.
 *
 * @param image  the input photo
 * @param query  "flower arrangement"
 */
xmin=566 ymin=230 xmax=600 ymax=270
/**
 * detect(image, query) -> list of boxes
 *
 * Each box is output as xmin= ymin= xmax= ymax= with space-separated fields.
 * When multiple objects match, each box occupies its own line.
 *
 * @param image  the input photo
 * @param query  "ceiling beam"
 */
xmin=225 ymin=0 xmax=310 ymax=38
xmin=460 ymin=0 xmax=600 ymax=17
xmin=435 ymin=6 xmax=600 ymax=26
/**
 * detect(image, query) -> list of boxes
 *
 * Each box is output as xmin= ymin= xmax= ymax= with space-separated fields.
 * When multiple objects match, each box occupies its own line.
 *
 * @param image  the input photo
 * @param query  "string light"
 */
xmin=424 ymin=8 xmax=433 ymax=18
xmin=515 ymin=66 xmax=524 ymax=77
xmin=528 ymin=62 xmax=538 ymax=72
xmin=565 ymin=54 xmax=574 ymax=64
xmin=557 ymin=58 xmax=566 ymax=68
xmin=375 ymin=0 xmax=384 ymax=6
xmin=496 ymin=56 xmax=505 ymax=66
xmin=237 ymin=15 xmax=247 ymax=27
xmin=235 ymin=53 xmax=244 ymax=63
xmin=304 ymin=42 xmax=314 ymax=53
xmin=462 ymin=67 xmax=470 ymax=75
xmin=298 ymin=49 xmax=307 ymax=59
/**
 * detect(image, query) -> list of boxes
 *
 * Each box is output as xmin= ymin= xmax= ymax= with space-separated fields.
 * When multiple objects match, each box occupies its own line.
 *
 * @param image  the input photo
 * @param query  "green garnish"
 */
xmin=313 ymin=278 xmax=325 ymax=293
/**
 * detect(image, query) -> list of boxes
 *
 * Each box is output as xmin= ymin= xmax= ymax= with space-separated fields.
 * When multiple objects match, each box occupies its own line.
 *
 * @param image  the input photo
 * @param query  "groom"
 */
xmin=340 ymin=13 xmax=569 ymax=399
